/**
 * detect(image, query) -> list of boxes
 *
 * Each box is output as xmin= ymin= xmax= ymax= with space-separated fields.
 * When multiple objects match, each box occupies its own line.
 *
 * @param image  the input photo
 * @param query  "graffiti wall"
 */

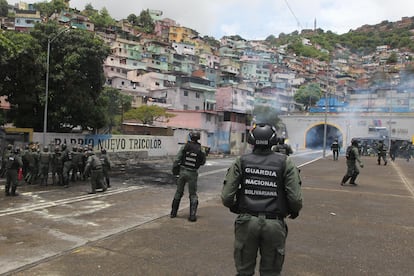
xmin=33 ymin=133 xmax=179 ymax=157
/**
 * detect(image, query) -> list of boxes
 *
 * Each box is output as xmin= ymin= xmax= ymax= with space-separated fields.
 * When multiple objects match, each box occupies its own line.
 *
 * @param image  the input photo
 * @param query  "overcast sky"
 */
xmin=11 ymin=0 xmax=414 ymax=40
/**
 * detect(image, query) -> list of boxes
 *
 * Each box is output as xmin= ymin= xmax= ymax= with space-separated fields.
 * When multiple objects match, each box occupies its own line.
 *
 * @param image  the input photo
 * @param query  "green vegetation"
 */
xmin=0 ymin=22 xmax=111 ymax=132
xmin=123 ymin=105 xmax=175 ymax=125
xmin=126 ymin=9 xmax=155 ymax=33
xmin=266 ymin=19 xmax=414 ymax=58
xmin=294 ymin=83 xmax=322 ymax=111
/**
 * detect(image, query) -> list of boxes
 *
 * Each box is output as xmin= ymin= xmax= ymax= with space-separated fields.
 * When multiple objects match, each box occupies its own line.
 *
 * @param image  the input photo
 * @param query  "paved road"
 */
xmin=1 ymin=154 xmax=414 ymax=275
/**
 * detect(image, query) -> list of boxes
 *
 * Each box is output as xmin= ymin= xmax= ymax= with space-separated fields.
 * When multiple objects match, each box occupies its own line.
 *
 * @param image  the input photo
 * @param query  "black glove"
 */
xmin=172 ymin=165 xmax=180 ymax=176
xmin=289 ymin=212 xmax=299 ymax=219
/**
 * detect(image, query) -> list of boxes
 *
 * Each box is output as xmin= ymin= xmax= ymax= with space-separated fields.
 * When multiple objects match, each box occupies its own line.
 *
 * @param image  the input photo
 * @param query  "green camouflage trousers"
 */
xmin=174 ymin=167 xmax=198 ymax=201
xmin=234 ymin=214 xmax=287 ymax=276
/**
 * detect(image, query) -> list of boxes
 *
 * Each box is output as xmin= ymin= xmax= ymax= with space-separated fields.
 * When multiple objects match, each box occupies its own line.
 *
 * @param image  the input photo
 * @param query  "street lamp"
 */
xmin=43 ymin=27 xmax=73 ymax=146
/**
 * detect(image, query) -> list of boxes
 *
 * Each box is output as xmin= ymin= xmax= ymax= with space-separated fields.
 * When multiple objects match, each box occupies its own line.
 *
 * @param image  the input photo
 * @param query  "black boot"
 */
xmin=170 ymin=198 xmax=181 ymax=218
xmin=188 ymin=199 xmax=198 ymax=222
xmin=11 ymin=186 xmax=19 ymax=196
xmin=341 ymin=175 xmax=350 ymax=185
xmin=350 ymin=172 xmax=359 ymax=185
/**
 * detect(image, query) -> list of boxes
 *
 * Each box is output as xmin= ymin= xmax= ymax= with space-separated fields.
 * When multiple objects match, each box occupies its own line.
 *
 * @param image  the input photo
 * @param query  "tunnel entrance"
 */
xmin=306 ymin=124 xmax=343 ymax=149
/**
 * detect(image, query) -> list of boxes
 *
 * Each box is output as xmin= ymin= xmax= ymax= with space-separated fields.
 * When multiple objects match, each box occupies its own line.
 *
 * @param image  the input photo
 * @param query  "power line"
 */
xmin=284 ymin=0 xmax=302 ymax=31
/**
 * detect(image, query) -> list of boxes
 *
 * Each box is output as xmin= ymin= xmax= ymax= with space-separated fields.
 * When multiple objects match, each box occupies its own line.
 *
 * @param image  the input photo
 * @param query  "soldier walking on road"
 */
xmin=341 ymin=139 xmax=364 ymax=186
xmin=5 ymin=147 xmax=23 ymax=196
xmin=170 ymin=131 xmax=206 ymax=222
xmin=99 ymin=148 xmax=112 ymax=188
xmin=330 ymin=138 xmax=340 ymax=160
xmin=376 ymin=140 xmax=387 ymax=165
xmin=389 ymin=140 xmax=398 ymax=162
xmin=221 ymin=123 xmax=303 ymax=275
xmin=84 ymin=150 xmax=106 ymax=194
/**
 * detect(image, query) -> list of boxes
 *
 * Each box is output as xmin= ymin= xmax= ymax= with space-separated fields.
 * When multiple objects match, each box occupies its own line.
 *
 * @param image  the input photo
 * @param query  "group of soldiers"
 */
xmin=2 ymin=142 xmax=112 ymax=196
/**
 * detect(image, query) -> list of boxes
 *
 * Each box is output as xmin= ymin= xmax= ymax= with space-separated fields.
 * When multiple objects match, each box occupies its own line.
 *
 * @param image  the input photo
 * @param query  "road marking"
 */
xmin=0 ymin=186 xmax=145 ymax=217
xmin=392 ymin=162 xmax=414 ymax=197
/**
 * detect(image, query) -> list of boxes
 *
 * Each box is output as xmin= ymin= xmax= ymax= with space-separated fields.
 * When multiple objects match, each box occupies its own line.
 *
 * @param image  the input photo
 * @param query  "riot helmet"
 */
xmin=14 ymin=147 xmax=21 ymax=154
xmin=101 ymin=148 xmax=107 ymax=154
xmin=189 ymin=131 xmax=201 ymax=141
xmin=351 ymin=139 xmax=359 ymax=146
xmin=43 ymin=146 xmax=49 ymax=152
xmin=247 ymin=123 xmax=278 ymax=147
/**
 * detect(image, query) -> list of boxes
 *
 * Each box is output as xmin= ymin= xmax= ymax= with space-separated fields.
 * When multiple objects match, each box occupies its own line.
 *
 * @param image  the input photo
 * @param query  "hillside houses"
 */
xmin=2 ymin=2 xmax=414 ymax=153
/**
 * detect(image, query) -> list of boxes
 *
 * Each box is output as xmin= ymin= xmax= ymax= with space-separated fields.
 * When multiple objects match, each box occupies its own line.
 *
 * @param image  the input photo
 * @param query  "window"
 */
xmin=184 ymin=91 xmax=188 ymax=96
xmin=206 ymin=114 xmax=211 ymax=122
xmin=195 ymin=106 xmax=200 ymax=110
xmin=223 ymin=112 xmax=231 ymax=121
xmin=183 ymin=104 xmax=188 ymax=110
xmin=196 ymin=92 xmax=200 ymax=98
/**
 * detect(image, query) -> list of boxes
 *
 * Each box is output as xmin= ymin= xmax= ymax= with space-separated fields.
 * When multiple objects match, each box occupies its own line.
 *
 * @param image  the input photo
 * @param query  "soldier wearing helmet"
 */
xmin=39 ymin=146 xmax=51 ymax=185
xmin=341 ymin=138 xmax=364 ymax=186
xmin=4 ymin=146 xmax=23 ymax=196
xmin=99 ymin=148 xmax=112 ymax=188
xmin=83 ymin=150 xmax=107 ymax=194
xmin=221 ymin=123 xmax=303 ymax=275
xmin=51 ymin=145 xmax=64 ymax=185
xmin=170 ymin=130 xmax=206 ymax=222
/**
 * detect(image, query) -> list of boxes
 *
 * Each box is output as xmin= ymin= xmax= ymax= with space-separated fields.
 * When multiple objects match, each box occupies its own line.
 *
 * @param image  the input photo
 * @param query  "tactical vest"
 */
xmin=346 ymin=146 xmax=355 ymax=160
xmin=90 ymin=155 xmax=102 ymax=170
xmin=238 ymin=152 xmax=289 ymax=217
xmin=181 ymin=142 xmax=203 ymax=170
xmin=39 ymin=152 xmax=50 ymax=164
xmin=6 ymin=154 xmax=18 ymax=170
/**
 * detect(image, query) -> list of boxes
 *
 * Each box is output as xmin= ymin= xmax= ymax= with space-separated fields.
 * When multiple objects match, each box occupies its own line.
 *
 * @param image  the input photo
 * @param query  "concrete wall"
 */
xmin=33 ymin=133 xmax=180 ymax=158
xmin=281 ymin=113 xmax=414 ymax=149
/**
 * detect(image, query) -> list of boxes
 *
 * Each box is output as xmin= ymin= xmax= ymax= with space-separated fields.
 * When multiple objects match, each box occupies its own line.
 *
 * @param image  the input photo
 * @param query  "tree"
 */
xmin=1 ymin=22 xmax=111 ymax=132
xmin=90 ymin=7 xmax=115 ymax=29
xmin=386 ymin=52 xmax=398 ymax=64
xmin=33 ymin=0 xmax=67 ymax=18
xmin=80 ymin=3 xmax=97 ymax=17
xmin=0 ymin=0 xmax=8 ymax=17
xmin=101 ymin=87 xmax=132 ymax=133
xmin=127 ymin=13 xmax=138 ymax=25
xmin=0 ymin=31 xmax=44 ymax=129
xmin=136 ymin=9 xmax=154 ymax=34
xmin=294 ymin=83 xmax=322 ymax=111
xmin=123 ymin=105 xmax=175 ymax=125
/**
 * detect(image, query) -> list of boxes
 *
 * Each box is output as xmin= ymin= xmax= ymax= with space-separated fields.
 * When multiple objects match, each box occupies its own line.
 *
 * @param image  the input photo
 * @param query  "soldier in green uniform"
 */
xmin=39 ymin=146 xmax=51 ymax=186
xmin=170 ymin=131 xmax=206 ymax=222
xmin=271 ymin=137 xmax=293 ymax=156
xmin=99 ymin=148 xmax=112 ymax=188
xmin=61 ymin=144 xmax=72 ymax=188
xmin=330 ymin=138 xmax=340 ymax=160
xmin=5 ymin=147 xmax=23 ymax=196
xmin=51 ymin=146 xmax=64 ymax=185
xmin=84 ymin=150 xmax=107 ymax=194
xmin=1 ymin=144 xmax=13 ymax=178
xmin=376 ymin=140 xmax=387 ymax=165
xmin=341 ymin=139 xmax=364 ymax=186
xmin=221 ymin=123 xmax=303 ymax=276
